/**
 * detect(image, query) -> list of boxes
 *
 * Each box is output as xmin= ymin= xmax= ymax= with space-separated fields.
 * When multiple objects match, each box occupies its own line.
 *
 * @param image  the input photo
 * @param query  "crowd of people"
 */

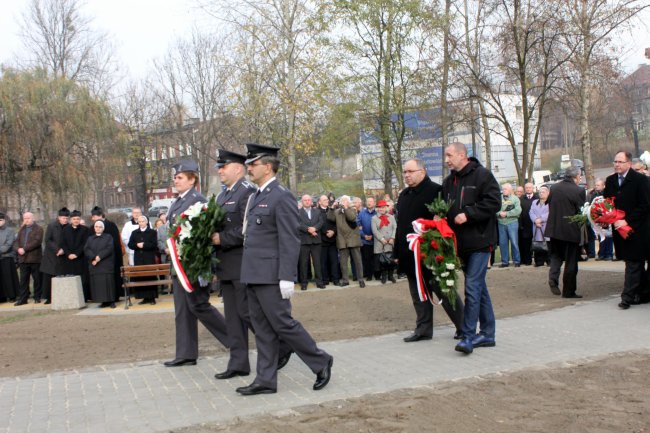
xmin=0 ymin=143 xmax=648 ymax=394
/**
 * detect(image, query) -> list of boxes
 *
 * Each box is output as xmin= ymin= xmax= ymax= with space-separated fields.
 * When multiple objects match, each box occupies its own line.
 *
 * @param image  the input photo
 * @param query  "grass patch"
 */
xmin=297 ymin=172 xmax=364 ymax=198
xmin=0 ymin=310 xmax=56 ymax=325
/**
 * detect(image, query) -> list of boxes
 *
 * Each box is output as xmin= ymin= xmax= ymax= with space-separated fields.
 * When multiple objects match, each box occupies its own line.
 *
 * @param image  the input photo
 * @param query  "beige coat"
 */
xmin=327 ymin=207 xmax=361 ymax=249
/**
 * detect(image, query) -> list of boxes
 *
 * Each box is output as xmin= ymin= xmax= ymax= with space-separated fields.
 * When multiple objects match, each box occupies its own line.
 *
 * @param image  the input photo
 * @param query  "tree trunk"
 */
xmin=440 ymin=0 xmax=452 ymax=176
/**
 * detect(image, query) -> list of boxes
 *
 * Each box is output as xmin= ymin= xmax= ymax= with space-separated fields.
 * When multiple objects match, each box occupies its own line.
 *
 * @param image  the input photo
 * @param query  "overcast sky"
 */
xmin=0 ymin=0 xmax=649 ymax=80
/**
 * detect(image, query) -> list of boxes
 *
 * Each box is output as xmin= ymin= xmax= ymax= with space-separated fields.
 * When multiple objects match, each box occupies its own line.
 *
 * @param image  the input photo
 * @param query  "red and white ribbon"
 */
xmin=407 ymin=219 xmax=441 ymax=305
xmin=166 ymin=237 xmax=194 ymax=293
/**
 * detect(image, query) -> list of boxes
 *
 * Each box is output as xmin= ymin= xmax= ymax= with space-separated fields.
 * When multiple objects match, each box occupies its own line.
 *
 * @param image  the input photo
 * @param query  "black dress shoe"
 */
xmin=110 ymin=303 xmax=116 ymax=309
xmin=618 ymin=301 xmax=630 ymax=310
xmin=338 ymin=282 xmax=349 ymax=287
xmin=236 ymin=383 xmax=276 ymax=396
xmin=313 ymin=356 xmax=333 ymax=391
xmin=562 ymin=293 xmax=583 ymax=299
xmin=44 ymin=300 xmax=51 ymax=305
xmin=277 ymin=351 xmax=293 ymax=370
xmin=549 ymin=283 xmax=561 ymax=296
xmin=163 ymin=358 xmax=197 ymax=367
xmin=317 ymin=284 xmax=326 ymax=289
xmin=215 ymin=369 xmax=249 ymax=380
xmin=138 ymin=299 xmax=148 ymax=305
xmin=14 ymin=301 xmax=27 ymax=306
xmin=358 ymin=280 xmax=366 ymax=288
xmin=453 ymin=330 xmax=462 ymax=340
xmin=34 ymin=298 xmax=41 ymax=303
xmin=301 ymin=286 xmax=307 ymax=291
xmin=403 ymin=333 xmax=432 ymax=343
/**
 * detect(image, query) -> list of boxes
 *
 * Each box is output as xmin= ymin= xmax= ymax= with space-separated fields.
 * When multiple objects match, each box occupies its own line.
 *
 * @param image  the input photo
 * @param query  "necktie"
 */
xmin=307 ymin=209 xmax=311 ymax=219
xmin=619 ymin=175 xmax=624 ymax=187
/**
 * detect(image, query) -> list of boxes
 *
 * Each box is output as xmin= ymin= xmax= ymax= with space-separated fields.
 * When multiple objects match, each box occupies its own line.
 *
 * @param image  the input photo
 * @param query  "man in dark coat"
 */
xmin=443 ymin=144 xmax=502 ymax=354
xmin=128 ymin=215 xmax=159 ymax=304
xmin=518 ymin=183 xmax=538 ymax=265
xmin=545 ymin=167 xmax=586 ymax=298
xmin=238 ymin=143 xmax=332 ymax=395
xmin=394 ymin=158 xmax=464 ymax=343
xmin=164 ymin=159 xmax=229 ymax=368
xmin=298 ymin=194 xmax=324 ymax=290
xmin=604 ymin=151 xmax=650 ymax=309
xmin=90 ymin=206 xmax=123 ymax=302
xmin=13 ymin=212 xmax=44 ymax=305
xmin=40 ymin=207 xmax=70 ymax=304
xmin=317 ymin=194 xmax=340 ymax=286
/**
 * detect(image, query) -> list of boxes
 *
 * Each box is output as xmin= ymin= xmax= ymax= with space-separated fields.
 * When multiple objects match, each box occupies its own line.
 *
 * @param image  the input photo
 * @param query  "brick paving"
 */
xmin=1 ymin=294 xmax=649 ymax=433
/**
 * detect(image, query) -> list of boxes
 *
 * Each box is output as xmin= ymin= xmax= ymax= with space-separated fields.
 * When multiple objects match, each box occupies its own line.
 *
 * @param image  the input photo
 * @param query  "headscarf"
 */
xmin=139 ymin=215 xmax=150 ymax=231
xmin=94 ymin=220 xmax=105 ymax=235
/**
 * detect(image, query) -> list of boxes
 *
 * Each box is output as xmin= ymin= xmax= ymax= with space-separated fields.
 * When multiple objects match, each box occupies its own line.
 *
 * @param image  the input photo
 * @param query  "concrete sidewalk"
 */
xmin=1 ymin=295 xmax=648 ymax=433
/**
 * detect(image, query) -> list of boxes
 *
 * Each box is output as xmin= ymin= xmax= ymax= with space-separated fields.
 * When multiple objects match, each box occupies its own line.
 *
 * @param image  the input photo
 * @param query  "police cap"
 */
xmin=244 ymin=143 xmax=280 ymax=165
xmin=172 ymin=159 xmax=200 ymax=176
xmin=215 ymin=149 xmax=247 ymax=168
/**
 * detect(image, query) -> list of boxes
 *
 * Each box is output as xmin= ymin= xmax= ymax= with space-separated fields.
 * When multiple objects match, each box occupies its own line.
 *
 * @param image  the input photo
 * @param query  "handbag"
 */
xmin=531 ymin=227 xmax=548 ymax=253
xmin=378 ymin=245 xmax=394 ymax=268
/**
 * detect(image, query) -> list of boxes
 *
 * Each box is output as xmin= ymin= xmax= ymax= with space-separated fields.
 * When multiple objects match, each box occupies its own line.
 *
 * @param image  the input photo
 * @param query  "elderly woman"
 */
xmin=529 ymin=185 xmax=551 ymax=267
xmin=84 ymin=220 xmax=116 ymax=308
xmin=371 ymin=200 xmax=397 ymax=284
xmin=128 ymin=215 xmax=158 ymax=305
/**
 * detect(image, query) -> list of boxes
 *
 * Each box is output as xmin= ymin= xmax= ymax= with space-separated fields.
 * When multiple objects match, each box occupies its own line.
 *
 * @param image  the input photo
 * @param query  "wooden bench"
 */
xmin=120 ymin=263 xmax=173 ymax=310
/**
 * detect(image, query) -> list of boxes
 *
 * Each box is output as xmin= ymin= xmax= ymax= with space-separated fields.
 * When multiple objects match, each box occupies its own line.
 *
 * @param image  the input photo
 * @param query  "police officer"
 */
xmin=235 ymin=144 xmax=333 ymax=396
xmin=211 ymin=149 xmax=292 ymax=379
xmin=164 ymin=159 xmax=229 ymax=367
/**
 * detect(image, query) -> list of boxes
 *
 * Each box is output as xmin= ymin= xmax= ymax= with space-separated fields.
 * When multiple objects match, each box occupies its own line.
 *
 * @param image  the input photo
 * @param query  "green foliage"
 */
xmin=297 ymin=172 xmax=364 ymax=198
xmin=419 ymin=227 xmax=459 ymax=309
xmin=170 ymin=195 xmax=226 ymax=284
xmin=425 ymin=193 xmax=453 ymax=218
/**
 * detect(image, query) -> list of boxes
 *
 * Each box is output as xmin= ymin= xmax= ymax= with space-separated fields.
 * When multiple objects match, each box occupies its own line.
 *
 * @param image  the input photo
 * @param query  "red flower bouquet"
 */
xmin=590 ymin=196 xmax=633 ymax=240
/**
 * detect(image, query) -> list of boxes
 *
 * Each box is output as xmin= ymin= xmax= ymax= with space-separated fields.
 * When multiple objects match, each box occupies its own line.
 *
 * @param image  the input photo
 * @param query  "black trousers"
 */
xmin=320 ymin=244 xmax=340 ymax=284
xmin=299 ymin=244 xmax=322 ymax=286
xmin=548 ymin=239 xmax=580 ymax=296
xmin=406 ymin=270 xmax=464 ymax=337
xmin=18 ymin=263 xmax=42 ymax=302
xmin=622 ymin=260 xmax=645 ymax=304
xmin=519 ymin=235 xmax=533 ymax=265
xmin=361 ymin=244 xmax=377 ymax=279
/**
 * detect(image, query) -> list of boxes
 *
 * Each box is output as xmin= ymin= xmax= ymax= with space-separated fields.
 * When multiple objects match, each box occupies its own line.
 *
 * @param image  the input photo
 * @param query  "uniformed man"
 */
xmin=236 ymin=143 xmax=333 ymax=396
xmin=164 ymin=159 xmax=229 ymax=367
xmin=211 ymin=149 xmax=293 ymax=379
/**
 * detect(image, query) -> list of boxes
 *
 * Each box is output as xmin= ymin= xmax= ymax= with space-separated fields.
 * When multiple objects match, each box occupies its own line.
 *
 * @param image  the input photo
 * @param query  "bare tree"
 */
xmin=19 ymin=0 xmax=116 ymax=95
xmin=561 ymin=0 xmax=648 ymax=186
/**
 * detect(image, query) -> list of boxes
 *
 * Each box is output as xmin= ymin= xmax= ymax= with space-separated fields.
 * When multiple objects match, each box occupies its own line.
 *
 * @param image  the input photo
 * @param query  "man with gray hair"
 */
xmin=327 ymin=195 xmax=365 ymax=287
xmin=545 ymin=166 xmax=586 ymax=298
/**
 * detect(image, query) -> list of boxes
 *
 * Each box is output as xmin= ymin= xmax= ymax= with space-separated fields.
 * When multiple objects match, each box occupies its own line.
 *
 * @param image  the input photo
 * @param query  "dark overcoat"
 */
xmin=545 ymin=179 xmax=586 ymax=243
xmin=61 ymin=224 xmax=90 ymax=275
xmin=40 ymin=220 xmax=67 ymax=276
xmin=84 ymin=233 xmax=115 ymax=275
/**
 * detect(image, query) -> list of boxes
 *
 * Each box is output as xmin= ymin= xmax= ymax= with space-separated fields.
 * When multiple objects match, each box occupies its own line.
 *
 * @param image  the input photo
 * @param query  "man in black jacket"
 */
xmin=318 ymin=195 xmax=340 ymax=286
xmin=395 ymin=158 xmax=464 ymax=343
xmin=545 ymin=166 xmax=586 ymax=298
xmin=604 ymin=151 xmax=650 ymax=309
xmin=442 ymin=143 xmax=501 ymax=354
xmin=298 ymin=195 xmax=324 ymax=290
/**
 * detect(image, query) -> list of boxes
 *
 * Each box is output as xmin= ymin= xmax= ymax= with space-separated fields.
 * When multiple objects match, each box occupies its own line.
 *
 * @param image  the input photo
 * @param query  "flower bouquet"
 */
xmin=406 ymin=193 xmax=459 ymax=308
xmin=167 ymin=195 xmax=226 ymax=292
xmin=589 ymin=196 xmax=632 ymax=240
xmin=564 ymin=202 xmax=590 ymax=226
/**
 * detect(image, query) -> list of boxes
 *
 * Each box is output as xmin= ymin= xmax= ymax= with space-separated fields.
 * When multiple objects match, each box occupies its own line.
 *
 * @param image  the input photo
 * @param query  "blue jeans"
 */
xmin=498 ymin=221 xmax=520 ymax=264
xmin=461 ymin=252 xmax=495 ymax=339
xmin=598 ymin=236 xmax=613 ymax=259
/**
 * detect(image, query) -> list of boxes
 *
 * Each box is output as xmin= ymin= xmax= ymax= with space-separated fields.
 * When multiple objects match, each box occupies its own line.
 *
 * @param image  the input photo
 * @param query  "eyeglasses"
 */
xmin=403 ymin=169 xmax=423 ymax=174
xmin=613 ymin=160 xmax=628 ymax=164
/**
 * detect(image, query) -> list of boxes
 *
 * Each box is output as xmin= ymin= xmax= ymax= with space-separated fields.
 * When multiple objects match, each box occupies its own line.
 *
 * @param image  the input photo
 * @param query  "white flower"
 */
xmin=440 ymin=272 xmax=449 ymax=277
xmin=445 ymin=263 xmax=455 ymax=270
xmin=446 ymin=279 xmax=454 ymax=286
xmin=185 ymin=201 xmax=206 ymax=220
xmin=178 ymin=221 xmax=192 ymax=241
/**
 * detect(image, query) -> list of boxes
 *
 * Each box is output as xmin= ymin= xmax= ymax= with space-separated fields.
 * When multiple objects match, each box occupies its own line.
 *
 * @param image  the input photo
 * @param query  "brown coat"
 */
xmin=13 ymin=223 xmax=44 ymax=263
xmin=327 ymin=207 xmax=361 ymax=249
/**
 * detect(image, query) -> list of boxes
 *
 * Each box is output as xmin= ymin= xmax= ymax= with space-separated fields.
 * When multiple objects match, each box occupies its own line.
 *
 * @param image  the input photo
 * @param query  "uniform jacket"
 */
xmin=519 ymin=193 xmax=538 ymax=239
xmin=371 ymin=214 xmax=396 ymax=254
xmin=13 ymin=223 xmax=43 ymax=264
xmin=84 ymin=233 xmax=115 ymax=275
xmin=215 ymin=177 xmax=256 ymax=281
xmin=299 ymin=206 xmax=323 ymax=245
xmin=241 ymin=178 xmax=300 ymax=284
xmin=327 ymin=206 xmax=362 ymax=249
xmin=395 ymin=176 xmax=442 ymax=275
xmin=167 ymin=187 xmax=206 ymax=281
xmin=604 ymin=169 xmax=650 ymax=260
xmin=0 ymin=225 xmax=16 ymax=259
xmin=40 ymin=220 xmax=67 ymax=275
xmin=545 ymin=178 xmax=586 ymax=243
xmin=442 ymin=158 xmax=502 ymax=257
xmin=128 ymin=227 xmax=158 ymax=266
xmin=358 ymin=207 xmax=377 ymax=245
xmin=61 ymin=224 xmax=90 ymax=275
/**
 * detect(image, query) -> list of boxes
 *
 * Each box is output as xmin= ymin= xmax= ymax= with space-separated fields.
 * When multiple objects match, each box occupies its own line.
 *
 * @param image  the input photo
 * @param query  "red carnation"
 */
xmin=430 ymin=240 xmax=439 ymax=250
xmin=174 ymin=225 xmax=181 ymax=238
xmin=435 ymin=255 xmax=444 ymax=263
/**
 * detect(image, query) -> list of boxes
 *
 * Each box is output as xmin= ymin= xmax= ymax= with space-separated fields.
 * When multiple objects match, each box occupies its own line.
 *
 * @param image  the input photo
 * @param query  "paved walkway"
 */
xmin=1 ymin=295 xmax=648 ymax=433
